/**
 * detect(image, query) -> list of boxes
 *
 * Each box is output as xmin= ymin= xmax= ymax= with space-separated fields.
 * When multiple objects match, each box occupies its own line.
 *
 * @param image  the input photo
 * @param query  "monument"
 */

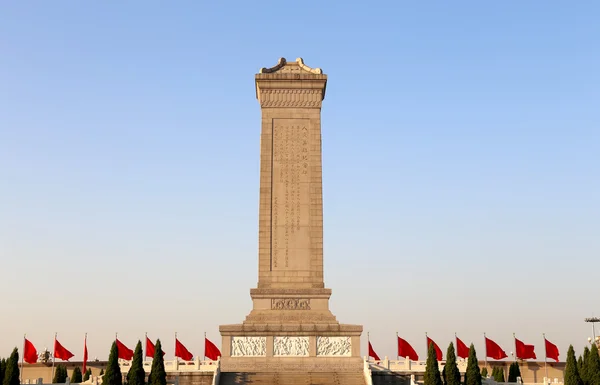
xmin=219 ymin=58 xmax=363 ymax=372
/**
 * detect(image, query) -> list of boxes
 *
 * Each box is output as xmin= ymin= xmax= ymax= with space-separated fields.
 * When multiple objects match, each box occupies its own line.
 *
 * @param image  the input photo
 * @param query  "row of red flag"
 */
xmin=21 ymin=334 xmax=222 ymax=372
xmin=367 ymin=334 xmax=560 ymax=362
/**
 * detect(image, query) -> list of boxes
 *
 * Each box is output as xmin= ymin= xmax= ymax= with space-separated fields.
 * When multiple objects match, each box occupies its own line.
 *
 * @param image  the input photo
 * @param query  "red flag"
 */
xmin=398 ymin=337 xmax=419 ymax=361
xmin=485 ymin=337 xmax=508 ymax=360
xmin=427 ymin=336 xmax=443 ymax=361
xmin=515 ymin=338 xmax=536 ymax=360
xmin=545 ymin=338 xmax=559 ymax=362
xmin=456 ymin=337 xmax=469 ymax=359
xmin=23 ymin=339 xmax=38 ymax=364
xmin=146 ymin=337 xmax=155 ymax=358
xmin=146 ymin=337 xmax=165 ymax=358
xmin=204 ymin=338 xmax=221 ymax=361
xmin=116 ymin=339 xmax=134 ymax=361
xmin=54 ymin=339 xmax=74 ymax=361
xmin=82 ymin=337 xmax=88 ymax=374
xmin=368 ymin=341 xmax=380 ymax=360
xmin=175 ymin=339 xmax=194 ymax=361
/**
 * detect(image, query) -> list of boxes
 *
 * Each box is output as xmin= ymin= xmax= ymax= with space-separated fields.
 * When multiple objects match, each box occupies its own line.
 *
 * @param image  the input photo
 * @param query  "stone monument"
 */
xmin=219 ymin=58 xmax=363 ymax=373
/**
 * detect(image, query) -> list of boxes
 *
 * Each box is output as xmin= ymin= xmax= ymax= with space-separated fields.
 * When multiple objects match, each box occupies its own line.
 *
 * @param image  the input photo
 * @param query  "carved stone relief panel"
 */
xmin=271 ymin=298 xmax=311 ymax=310
xmin=231 ymin=336 xmax=267 ymax=357
xmin=273 ymin=336 xmax=310 ymax=356
xmin=316 ymin=336 xmax=352 ymax=356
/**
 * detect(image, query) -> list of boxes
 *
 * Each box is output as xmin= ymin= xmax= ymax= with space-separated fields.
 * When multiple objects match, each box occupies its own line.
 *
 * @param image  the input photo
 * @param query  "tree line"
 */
xmin=0 ymin=339 xmax=167 ymax=385
xmin=423 ymin=341 xmax=600 ymax=385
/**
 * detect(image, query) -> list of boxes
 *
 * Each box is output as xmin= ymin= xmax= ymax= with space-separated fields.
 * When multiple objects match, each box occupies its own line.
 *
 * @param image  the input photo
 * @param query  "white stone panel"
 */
xmin=231 ymin=337 xmax=266 ymax=357
xmin=316 ymin=336 xmax=352 ymax=356
xmin=273 ymin=336 xmax=310 ymax=356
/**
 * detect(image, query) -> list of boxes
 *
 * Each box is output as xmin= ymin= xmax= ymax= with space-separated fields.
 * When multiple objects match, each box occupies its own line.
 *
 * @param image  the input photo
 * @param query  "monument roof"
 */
xmin=259 ymin=57 xmax=323 ymax=74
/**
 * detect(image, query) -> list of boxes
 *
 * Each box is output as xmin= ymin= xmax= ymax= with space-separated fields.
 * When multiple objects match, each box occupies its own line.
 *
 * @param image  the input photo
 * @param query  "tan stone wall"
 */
xmin=20 ymin=362 xmax=106 ymax=384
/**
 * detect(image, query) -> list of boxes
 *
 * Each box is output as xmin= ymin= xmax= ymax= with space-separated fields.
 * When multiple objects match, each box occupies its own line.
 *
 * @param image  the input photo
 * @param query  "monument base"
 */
xmin=219 ymin=356 xmax=364 ymax=373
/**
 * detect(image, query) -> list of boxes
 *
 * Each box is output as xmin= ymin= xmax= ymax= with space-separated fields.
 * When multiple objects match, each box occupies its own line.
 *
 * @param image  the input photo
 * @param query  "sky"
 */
xmin=1 ymin=1 xmax=599 ymax=363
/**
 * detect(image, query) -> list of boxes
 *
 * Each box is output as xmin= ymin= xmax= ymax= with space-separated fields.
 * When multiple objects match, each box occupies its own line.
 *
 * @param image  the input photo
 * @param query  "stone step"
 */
xmin=219 ymin=371 xmax=366 ymax=385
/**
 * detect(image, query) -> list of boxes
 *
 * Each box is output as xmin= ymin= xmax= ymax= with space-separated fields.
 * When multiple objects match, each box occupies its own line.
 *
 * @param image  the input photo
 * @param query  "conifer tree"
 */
xmin=444 ymin=343 xmax=461 ymax=385
xmin=481 ymin=368 xmax=488 ymax=379
xmin=587 ymin=344 xmax=600 ymax=385
xmin=491 ymin=367 xmax=498 ymax=381
xmin=464 ymin=344 xmax=481 ymax=385
xmin=565 ymin=345 xmax=583 ymax=385
xmin=583 ymin=347 xmax=591 ymax=385
xmin=425 ymin=341 xmax=443 ymax=385
xmin=103 ymin=342 xmax=123 ymax=385
xmin=579 ymin=356 xmax=585 ymax=378
xmin=53 ymin=365 xmax=68 ymax=383
xmin=508 ymin=362 xmax=517 ymax=382
xmin=0 ymin=358 xmax=5 ymax=385
xmin=3 ymin=348 xmax=20 ymax=385
xmin=127 ymin=341 xmax=145 ymax=385
xmin=498 ymin=367 xmax=505 ymax=382
xmin=83 ymin=369 xmax=92 ymax=382
xmin=71 ymin=367 xmax=83 ymax=383
xmin=148 ymin=340 xmax=166 ymax=385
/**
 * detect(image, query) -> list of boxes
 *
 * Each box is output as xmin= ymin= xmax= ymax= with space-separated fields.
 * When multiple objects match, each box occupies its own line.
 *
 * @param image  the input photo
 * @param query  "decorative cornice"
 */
xmin=296 ymin=58 xmax=322 ymax=74
xmin=260 ymin=57 xmax=287 ymax=73
xmin=258 ymin=89 xmax=323 ymax=108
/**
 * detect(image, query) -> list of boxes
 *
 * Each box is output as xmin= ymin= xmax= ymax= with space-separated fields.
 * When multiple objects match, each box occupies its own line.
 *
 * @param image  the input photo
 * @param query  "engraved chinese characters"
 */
xmin=273 ymin=337 xmax=309 ymax=356
xmin=231 ymin=337 xmax=267 ymax=357
xmin=271 ymin=119 xmax=310 ymax=271
xmin=271 ymin=298 xmax=311 ymax=310
xmin=316 ymin=337 xmax=352 ymax=357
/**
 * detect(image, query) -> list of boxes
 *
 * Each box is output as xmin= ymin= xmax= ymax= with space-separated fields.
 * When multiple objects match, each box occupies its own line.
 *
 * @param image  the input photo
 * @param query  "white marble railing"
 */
xmin=363 ymin=359 xmax=374 ymax=385
xmin=366 ymin=356 xmax=468 ymax=372
xmin=118 ymin=358 xmax=218 ymax=372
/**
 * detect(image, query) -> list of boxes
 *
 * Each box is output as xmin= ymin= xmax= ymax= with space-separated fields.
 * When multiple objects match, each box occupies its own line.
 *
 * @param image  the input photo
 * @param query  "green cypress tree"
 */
xmin=148 ymin=340 xmax=166 ymax=385
xmin=587 ymin=344 xmax=600 ymax=385
xmin=580 ymin=356 xmax=585 ymax=378
xmin=127 ymin=341 xmax=145 ymax=385
xmin=498 ymin=367 xmax=506 ymax=382
xmin=53 ymin=365 xmax=68 ymax=383
xmin=444 ymin=343 xmax=461 ymax=385
xmin=3 ymin=348 xmax=20 ymax=385
xmin=464 ymin=344 xmax=481 ymax=385
xmin=0 ymin=358 xmax=5 ymax=385
xmin=565 ymin=345 xmax=583 ymax=385
xmin=583 ymin=347 xmax=592 ymax=385
xmin=491 ymin=367 xmax=498 ymax=381
xmin=103 ymin=342 xmax=123 ymax=385
xmin=481 ymin=368 xmax=488 ymax=379
xmin=83 ymin=368 xmax=92 ymax=382
xmin=71 ymin=367 xmax=83 ymax=383
xmin=424 ymin=341 xmax=443 ymax=385
xmin=508 ymin=362 xmax=517 ymax=382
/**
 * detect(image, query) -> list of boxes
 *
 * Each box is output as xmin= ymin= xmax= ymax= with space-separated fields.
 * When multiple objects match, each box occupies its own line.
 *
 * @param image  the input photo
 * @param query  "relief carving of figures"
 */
xmin=273 ymin=337 xmax=310 ymax=356
xmin=231 ymin=337 xmax=267 ymax=357
xmin=271 ymin=298 xmax=311 ymax=310
xmin=316 ymin=336 xmax=352 ymax=356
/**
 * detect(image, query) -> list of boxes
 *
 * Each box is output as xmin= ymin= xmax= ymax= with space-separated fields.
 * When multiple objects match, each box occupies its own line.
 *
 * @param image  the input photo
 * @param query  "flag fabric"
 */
xmin=485 ymin=337 xmax=508 ymax=360
xmin=23 ymin=339 xmax=38 ymax=364
xmin=146 ymin=337 xmax=165 ymax=358
xmin=204 ymin=338 xmax=221 ymax=361
xmin=116 ymin=339 xmax=134 ymax=361
xmin=515 ymin=338 xmax=536 ymax=360
xmin=397 ymin=337 xmax=419 ymax=361
xmin=54 ymin=339 xmax=74 ymax=361
xmin=146 ymin=337 xmax=156 ymax=358
xmin=545 ymin=338 xmax=560 ymax=362
xmin=427 ymin=336 xmax=443 ymax=361
xmin=175 ymin=339 xmax=194 ymax=361
xmin=82 ymin=337 xmax=88 ymax=374
xmin=456 ymin=337 xmax=469 ymax=359
xmin=368 ymin=341 xmax=380 ymax=361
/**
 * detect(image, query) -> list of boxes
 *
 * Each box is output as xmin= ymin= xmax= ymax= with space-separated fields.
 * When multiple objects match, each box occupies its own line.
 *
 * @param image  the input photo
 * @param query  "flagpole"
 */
xmin=367 ymin=332 xmax=370 ymax=361
xmin=144 ymin=333 xmax=147 ymax=362
xmin=175 ymin=332 xmax=177 ymax=361
xmin=21 ymin=334 xmax=25 ymax=385
xmin=513 ymin=333 xmax=517 ymax=362
xmin=543 ymin=333 xmax=548 ymax=381
xmin=83 ymin=333 xmax=87 ymax=375
xmin=51 ymin=332 xmax=57 ymax=381
xmin=396 ymin=332 xmax=399 ymax=361
xmin=484 ymin=332 xmax=487 ymax=370
xmin=203 ymin=332 xmax=206 ymax=361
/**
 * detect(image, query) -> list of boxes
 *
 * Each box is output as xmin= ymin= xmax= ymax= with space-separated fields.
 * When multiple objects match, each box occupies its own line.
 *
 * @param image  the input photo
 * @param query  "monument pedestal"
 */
xmin=219 ymin=58 xmax=362 ymax=373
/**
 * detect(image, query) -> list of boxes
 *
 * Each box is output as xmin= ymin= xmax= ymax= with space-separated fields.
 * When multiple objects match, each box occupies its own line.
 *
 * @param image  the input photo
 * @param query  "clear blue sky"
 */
xmin=1 ymin=1 xmax=599 ymax=362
